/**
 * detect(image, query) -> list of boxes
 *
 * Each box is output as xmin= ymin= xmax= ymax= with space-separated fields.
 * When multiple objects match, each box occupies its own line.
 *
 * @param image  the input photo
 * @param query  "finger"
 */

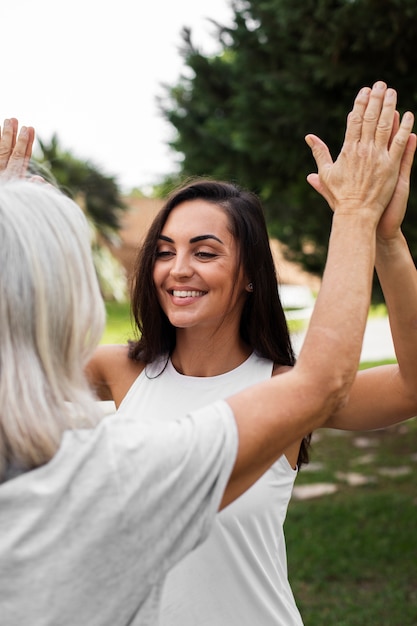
xmin=0 ymin=117 xmax=14 ymax=143
xmin=389 ymin=111 xmax=400 ymax=148
xmin=2 ymin=126 xmax=34 ymax=179
xmin=373 ymin=88 xmax=397 ymax=149
xmin=388 ymin=133 xmax=417 ymax=211
xmin=343 ymin=86 xmax=371 ymax=146
xmin=380 ymin=133 xmax=417 ymax=230
xmin=360 ymin=81 xmax=389 ymax=145
xmin=24 ymin=126 xmax=35 ymax=160
xmin=306 ymin=173 xmax=334 ymax=210
xmin=10 ymin=117 xmax=18 ymax=148
xmin=397 ymin=133 xmax=417 ymax=184
xmin=305 ymin=134 xmax=334 ymax=173
xmin=389 ymin=111 xmax=415 ymax=163
xmin=26 ymin=126 xmax=35 ymax=159
xmin=0 ymin=118 xmax=18 ymax=170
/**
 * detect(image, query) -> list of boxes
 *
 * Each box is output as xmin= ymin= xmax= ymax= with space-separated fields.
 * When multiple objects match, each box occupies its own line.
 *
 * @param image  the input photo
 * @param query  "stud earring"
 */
xmin=247 ymin=282 xmax=253 ymax=292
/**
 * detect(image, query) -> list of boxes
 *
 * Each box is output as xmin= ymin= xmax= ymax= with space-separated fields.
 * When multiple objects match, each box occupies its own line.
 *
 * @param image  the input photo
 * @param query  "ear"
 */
xmin=245 ymin=282 xmax=253 ymax=293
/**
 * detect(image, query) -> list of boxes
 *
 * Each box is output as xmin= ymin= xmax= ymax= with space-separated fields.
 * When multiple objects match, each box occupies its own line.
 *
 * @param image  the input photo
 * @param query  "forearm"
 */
xmin=323 ymin=232 xmax=417 ymax=432
xmin=375 ymin=232 xmax=417 ymax=399
xmin=298 ymin=211 xmax=376 ymax=397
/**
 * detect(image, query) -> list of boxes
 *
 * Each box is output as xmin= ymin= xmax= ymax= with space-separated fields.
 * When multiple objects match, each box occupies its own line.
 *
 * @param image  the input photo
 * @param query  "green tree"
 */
xmin=161 ymin=0 xmax=417 ymax=288
xmin=35 ymin=134 xmax=126 ymax=240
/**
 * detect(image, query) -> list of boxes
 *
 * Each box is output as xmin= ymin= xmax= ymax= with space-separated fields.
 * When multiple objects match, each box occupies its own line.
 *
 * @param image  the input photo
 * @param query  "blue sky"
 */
xmin=2 ymin=0 xmax=232 ymax=190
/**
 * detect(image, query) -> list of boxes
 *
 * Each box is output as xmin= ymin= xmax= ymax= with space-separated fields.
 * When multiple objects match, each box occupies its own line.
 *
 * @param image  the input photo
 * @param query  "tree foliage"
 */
xmin=34 ymin=134 xmax=126 ymax=241
xmin=33 ymin=135 xmax=128 ymax=301
xmin=161 ymin=0 xmax=417 ymax=288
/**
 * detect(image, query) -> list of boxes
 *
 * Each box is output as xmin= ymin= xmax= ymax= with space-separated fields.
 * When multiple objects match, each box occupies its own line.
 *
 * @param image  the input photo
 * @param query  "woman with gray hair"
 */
xmin=0 ymin=181 xmax=106 ymax=479
xmin=0 ymin=83 xmax=416 ymax=626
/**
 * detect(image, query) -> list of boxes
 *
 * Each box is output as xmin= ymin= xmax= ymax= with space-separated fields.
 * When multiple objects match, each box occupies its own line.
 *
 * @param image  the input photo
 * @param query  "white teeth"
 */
xmin=172 ymin=290 xmax=204 ymax=298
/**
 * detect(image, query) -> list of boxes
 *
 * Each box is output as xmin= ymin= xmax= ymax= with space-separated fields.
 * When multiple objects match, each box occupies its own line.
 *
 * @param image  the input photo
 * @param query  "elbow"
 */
xmin=325 ymin=382 xmax=351 ymax=416
xmin=295 ymin=332 xmax=360 ymax=424
xmin=309 ymin=371 xmax=353 ymax=424
xmin=398 ymin=371 xmax=417 ymax=416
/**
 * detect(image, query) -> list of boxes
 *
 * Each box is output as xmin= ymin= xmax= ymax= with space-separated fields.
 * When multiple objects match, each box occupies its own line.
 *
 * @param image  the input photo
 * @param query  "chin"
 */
xmin=166 ymin=314 xmax=197 ymax=329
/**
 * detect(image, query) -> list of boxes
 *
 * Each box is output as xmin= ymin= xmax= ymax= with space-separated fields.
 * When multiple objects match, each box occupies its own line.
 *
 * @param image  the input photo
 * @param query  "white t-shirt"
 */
xmin=117 ymin=353 xmax=303 ymax=625
xmin=0 ymin=401 xmax=238 ymax=626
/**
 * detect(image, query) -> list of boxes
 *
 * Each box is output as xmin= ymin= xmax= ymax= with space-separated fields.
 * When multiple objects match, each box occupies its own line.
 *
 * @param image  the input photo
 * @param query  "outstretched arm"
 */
xmin=320 ymin=116 xmax=417 ymax=431
xmin=0 ymin=118 xmax=35 ymax=179
xmin=221 ymin=82 xmax=415 ymax=507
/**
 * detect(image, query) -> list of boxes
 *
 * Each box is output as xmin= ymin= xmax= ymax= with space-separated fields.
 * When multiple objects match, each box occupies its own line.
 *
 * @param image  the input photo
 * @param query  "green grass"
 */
xmin=359 ymin=358 xmax=396 ymax=370
xmin=287 ymin=416 xmax=417 ymax=625
xmin=368 ymin=302 xmax=388 ymax=318
xmin=101 ymin=301 xmax=136 ymax=344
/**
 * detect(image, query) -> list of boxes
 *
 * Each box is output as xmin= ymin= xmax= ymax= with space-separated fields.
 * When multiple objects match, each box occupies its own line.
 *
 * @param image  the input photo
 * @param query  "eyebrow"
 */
xmin=158 ymin=234 xmax=224 ymax=244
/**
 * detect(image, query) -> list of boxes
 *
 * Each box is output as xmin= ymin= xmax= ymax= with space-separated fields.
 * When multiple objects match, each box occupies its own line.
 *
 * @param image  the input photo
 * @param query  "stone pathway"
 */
xmin=292 ymin=427 xmax=416 ymax=500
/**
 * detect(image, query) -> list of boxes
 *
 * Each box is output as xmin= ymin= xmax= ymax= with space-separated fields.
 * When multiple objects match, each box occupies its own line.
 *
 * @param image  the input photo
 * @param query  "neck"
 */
xmin=172 ymin=327 xmax=251 ymax=377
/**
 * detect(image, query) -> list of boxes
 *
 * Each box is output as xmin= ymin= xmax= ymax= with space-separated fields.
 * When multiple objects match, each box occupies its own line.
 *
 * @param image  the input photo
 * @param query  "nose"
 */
xmin=169 ymin=251 xmax=194 ymax=280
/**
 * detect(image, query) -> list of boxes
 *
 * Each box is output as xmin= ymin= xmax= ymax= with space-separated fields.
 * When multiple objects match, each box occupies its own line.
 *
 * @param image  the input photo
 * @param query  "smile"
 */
xmin=171 ymin=290 xmax=206 ymax=298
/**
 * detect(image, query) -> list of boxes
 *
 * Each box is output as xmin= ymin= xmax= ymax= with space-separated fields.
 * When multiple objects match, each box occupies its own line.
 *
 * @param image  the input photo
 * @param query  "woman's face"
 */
xmin=153 ymin=199 xmax=248 ymax=331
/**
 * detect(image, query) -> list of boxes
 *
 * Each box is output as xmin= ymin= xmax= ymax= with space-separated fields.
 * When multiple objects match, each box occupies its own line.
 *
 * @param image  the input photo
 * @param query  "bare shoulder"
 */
xmin=87 ymin=344 xmax=145 ymax=405
xmin=89 ymin=343 xmax=131 ymax=376
xmin=93 ymin=343 xmax=131 ymax=365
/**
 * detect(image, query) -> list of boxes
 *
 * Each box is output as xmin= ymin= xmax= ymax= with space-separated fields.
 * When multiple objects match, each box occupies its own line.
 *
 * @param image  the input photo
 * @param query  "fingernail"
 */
xmin=3 ymin=118 xmax=10 ymax=127
xmin=20 ymin=126 xmax=28 ymax=137
xmin=373 ymin=81 xmax=386 ymax=90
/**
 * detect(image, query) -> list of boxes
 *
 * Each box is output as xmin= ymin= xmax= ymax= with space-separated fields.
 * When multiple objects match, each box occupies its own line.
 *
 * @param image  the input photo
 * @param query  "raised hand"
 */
xmin=376 ymin=118 xmax=416 ymax=241
xmin=0 ymin=118 xmax=35 ymax=180
xmin=305 ymin=81 xmax=415 ymax=225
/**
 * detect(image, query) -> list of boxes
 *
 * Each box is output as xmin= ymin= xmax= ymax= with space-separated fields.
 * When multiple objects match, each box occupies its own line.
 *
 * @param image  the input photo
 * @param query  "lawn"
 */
xmin=101 ymin=301 xmax=136 ymax=344
xmin=287 ymin=418 xmax=417 ymax=625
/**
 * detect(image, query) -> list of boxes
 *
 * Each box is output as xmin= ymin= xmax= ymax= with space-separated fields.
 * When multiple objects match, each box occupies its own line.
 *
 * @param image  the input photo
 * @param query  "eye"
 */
xmin=155 ymin=250 xmax=175 ymax=259
xmin=195 ymin=251 xmax=217 ymax=259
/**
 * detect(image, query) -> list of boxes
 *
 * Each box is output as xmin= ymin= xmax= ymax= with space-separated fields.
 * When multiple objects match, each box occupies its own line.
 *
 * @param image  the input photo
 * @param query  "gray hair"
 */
xmin=0 ymin=180 xmax=106 ymax=479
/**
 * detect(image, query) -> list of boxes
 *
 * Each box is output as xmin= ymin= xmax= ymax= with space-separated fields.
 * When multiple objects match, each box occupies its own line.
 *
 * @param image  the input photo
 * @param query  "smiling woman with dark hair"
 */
xmin=87 ymin=84 xmax=417 ymax=625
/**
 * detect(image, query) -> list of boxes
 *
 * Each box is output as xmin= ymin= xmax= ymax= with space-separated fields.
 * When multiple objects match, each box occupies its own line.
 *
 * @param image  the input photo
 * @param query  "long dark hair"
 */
xmin=129 ymin=179 xmax=311 ymax=467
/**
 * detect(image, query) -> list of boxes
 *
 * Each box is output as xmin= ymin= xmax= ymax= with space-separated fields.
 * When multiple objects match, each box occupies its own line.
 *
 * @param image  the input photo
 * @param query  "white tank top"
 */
xmin=118 ymin=352 xmax=303 ymax=625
